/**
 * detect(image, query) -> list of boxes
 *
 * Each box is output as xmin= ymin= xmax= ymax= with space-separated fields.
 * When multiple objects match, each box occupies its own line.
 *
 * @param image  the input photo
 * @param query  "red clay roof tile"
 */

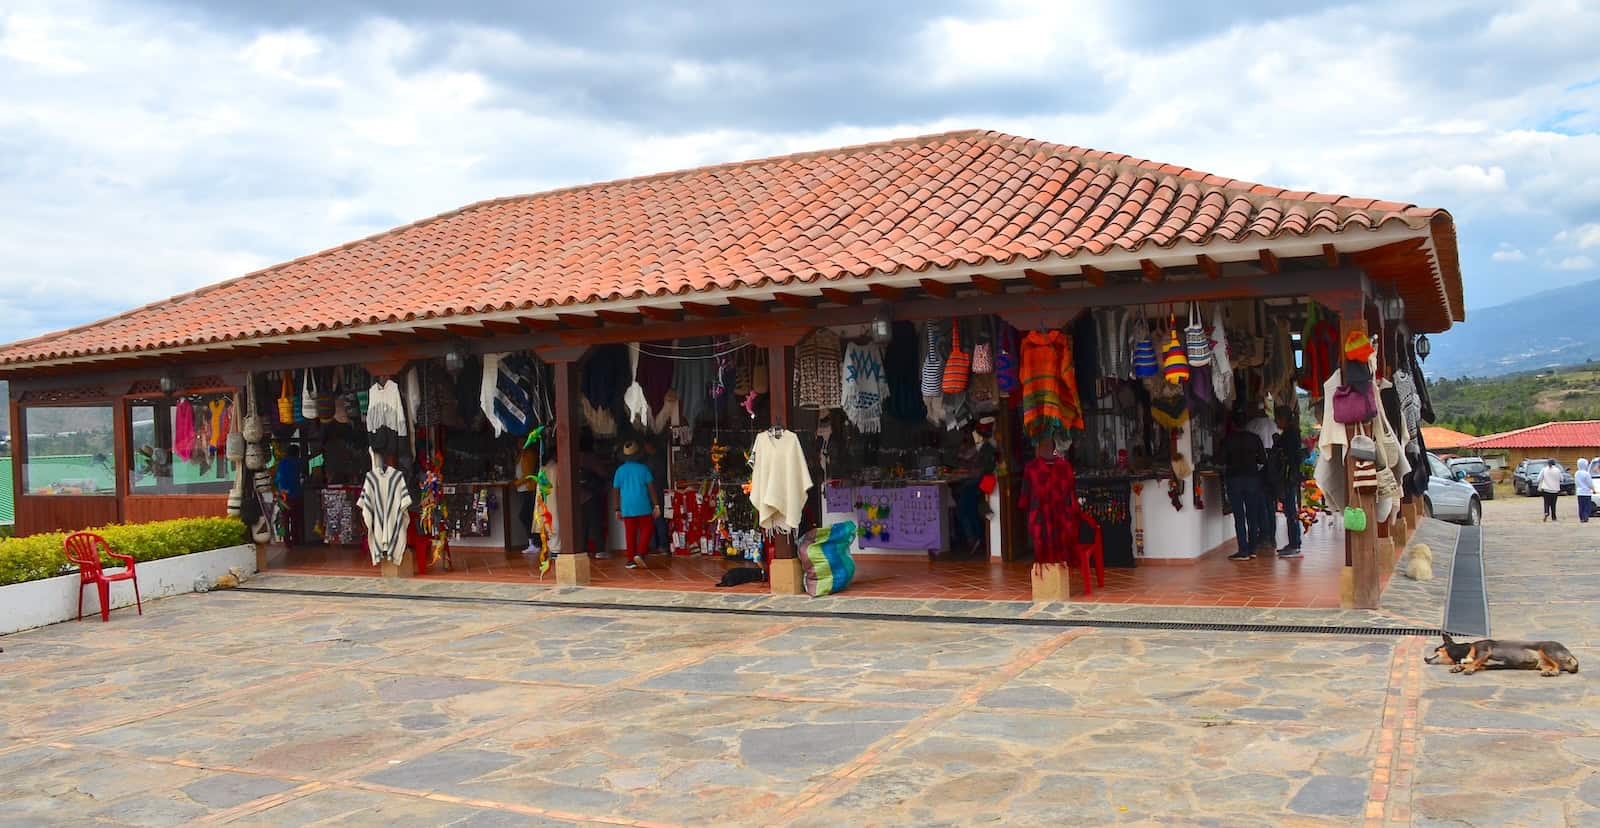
xmin=1462 ymin=421 xmax=1600 ymax=450
xmin=0 ymin=129 xmax=1461 ymax=367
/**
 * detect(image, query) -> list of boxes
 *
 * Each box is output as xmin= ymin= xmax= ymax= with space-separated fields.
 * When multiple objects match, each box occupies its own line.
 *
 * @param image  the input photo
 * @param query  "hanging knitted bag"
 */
xmin=241 ymin=376 xmax=263 ymax=443
xmin=995 ymin=327 xmax=1020 ymax=396
xmin=942 ymin=324 xmax=971 ymax=394
xmin=316 ymin=369 xmax=336 ymax=423
xmin=277 ymin=372 xmax=294 ymax=424
xmin=225 ymin=393 xmax=246 ymax=462
xmin=971 ymin=320 xmax=995 ymax=374
xmin=300 ymin=370 xmax=318 ymax=422
xmin=920 ymin=323 xmax=944 ymax=397
xmin=1161 ymin=320 xmax=1190 ymax=384
xmin=1131 ymin=317 xmax=1159 ymax=378
xmin=1184 ymin=302 xmax=1212 ymax=366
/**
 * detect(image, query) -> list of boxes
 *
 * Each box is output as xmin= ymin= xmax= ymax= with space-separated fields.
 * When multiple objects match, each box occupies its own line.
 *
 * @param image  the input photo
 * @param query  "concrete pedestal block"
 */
xmin=379 ymin=547 xmax=414 ymax=579
xmin=1340 ymin=565 xmax=1355 ymax=609
xmin=1031 ymin=563 xmax=1068 ymax=603
xmin=555 ymin=554 xmax=591 ymax=586
xmin=770 ymin=558 xmax=803 ymax=595
xmin=1378 ymin=537 xmax=1396 ymax=573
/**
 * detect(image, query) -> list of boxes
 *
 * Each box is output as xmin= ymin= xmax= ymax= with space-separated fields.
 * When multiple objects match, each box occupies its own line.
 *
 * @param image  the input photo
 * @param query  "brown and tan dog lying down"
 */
xmin=1425 ymin=634 xmax=1580 ymax=677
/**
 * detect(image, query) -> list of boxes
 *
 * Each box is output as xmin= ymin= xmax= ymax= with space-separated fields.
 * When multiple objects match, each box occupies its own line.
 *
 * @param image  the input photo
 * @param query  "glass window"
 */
xmin=23 ymin=406 xmax=116 ymax=495
xmin=125 ymin=395 xmax=236 ymax=493
xmin=1427 ymin=454 xmax=1452 ymax=479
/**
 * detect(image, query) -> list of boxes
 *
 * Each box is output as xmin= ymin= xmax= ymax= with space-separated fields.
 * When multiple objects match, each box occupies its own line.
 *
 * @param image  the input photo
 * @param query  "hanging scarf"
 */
xmin=841 ymin=340 xmax=887 ymax=433
xmin=174 ymin=398 xmax=196 ymax=462
xmin=883 ymin=321 xmax=926 ymax=422
xmin=1209 ymin=305 xmax=1235 ymax=405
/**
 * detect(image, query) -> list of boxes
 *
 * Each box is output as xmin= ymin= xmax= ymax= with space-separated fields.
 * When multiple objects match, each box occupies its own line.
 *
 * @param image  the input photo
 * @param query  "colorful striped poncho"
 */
xmin=1020 ymin=331 xmax=1086 ymax=441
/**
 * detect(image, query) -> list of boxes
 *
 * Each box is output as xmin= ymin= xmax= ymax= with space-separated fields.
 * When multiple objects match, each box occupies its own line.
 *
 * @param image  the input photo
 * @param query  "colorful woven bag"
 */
xmin=1161 ymin=324 xmax=1190 ymax=384
xmin=277 ymin=372 xmax=293 ymax=424
xmin=1184 ymin=302 xmax=1212 ymax=367
xmin=942 ymin=324 xmax=971 ymax=394
xmin=1132 ymin=318 xmax=1159 ymax=378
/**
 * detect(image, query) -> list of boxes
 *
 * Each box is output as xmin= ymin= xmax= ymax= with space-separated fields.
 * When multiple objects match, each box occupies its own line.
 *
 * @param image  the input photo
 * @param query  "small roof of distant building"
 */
xmin=1421 ymin=426 xmax=1475 ymax=450
xmin=1462 ymin=421 xmax=1600 ymax=450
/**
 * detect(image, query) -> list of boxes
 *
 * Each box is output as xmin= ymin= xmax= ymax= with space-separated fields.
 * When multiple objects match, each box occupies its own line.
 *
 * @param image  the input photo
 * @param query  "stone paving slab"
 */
xmin=0 ymin=502 xmax=1593 ymax=826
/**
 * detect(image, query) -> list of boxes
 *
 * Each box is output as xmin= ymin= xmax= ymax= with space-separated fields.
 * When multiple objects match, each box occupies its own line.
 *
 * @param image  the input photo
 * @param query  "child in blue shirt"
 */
xmin=612 ymin=441 xmax=659 ymax=568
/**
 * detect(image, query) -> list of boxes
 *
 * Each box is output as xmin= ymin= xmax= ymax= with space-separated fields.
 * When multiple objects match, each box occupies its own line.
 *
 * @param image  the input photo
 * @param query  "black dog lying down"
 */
xmin=1425 ymin=634 xmax=1580 ymax=677
xmin=716 ymin=566 xmax=766 ymax=587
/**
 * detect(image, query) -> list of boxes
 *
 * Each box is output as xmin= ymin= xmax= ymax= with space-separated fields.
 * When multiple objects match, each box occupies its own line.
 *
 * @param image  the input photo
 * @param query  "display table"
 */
xmin=823 ymin=482 xmax=950 ymax=554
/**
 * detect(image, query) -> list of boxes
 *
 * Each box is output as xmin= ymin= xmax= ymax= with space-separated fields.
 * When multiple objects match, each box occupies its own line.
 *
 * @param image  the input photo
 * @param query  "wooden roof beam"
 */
xmin=1196 ymin=254 xmax=1221 ymax=280
xmin=443 ymin=323 xmax=493 ymax=338
xmin=1259 ymin=249 xmax=1280 ymax=274
xmin=594 ymin=309 xmax=641 ymax=326
xmin=727 ymin=296 xmax=768 ymax=315
xmin=970 ymin=274 xmax=1006 ymax=295
xmin=771 ymin=291 xmax=817 ymax=310
xmin=919 ymin=278 xmax=956 ymax=299
xmin=1139 ymin=259 xmax=1163 ymax=282
xmin=638 ymin=305 xmax=683 ymax=323
xmin=479 ymin=320 xmax=527 ymax=336
xmin=867 ymin=283 xmax=905 ymax=302
xmin=1023 ymin=268 xmax=1059 ymax=290
xmin=516 ymin=316 xmax=558 ymax=332
xmin=818 ymin=287 xmax=862 ymax=306
xmin=679 ymin=301 xmax=726 ymax=319
xmin=556 ymin=313 xmax=602 ymax=329
xmin=1322 ymin=244 xmax=1340 ymax=268
xmin=1081 ymin=265 xmax=1106 ymax=287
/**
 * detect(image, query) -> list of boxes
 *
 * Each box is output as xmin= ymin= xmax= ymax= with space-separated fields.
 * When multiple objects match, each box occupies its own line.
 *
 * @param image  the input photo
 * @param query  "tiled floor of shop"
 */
xmin=279 ymin=512 xmax=1349 ymax=607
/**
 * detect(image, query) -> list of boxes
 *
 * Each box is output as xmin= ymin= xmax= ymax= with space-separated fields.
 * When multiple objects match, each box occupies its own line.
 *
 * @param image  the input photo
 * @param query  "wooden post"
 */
xmin=1340 ymin=313 xmax=1382 ymax=610
xmin=748 ymin=330 xmax=806 ymax=595
xmin=539 ymin=347 xmax=588 ymax=586
xmin=994 ymin=390 xmax=1020 ymax=563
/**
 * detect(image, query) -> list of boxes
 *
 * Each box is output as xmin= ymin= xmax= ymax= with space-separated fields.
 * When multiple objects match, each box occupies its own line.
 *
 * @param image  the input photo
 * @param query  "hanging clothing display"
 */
xmin=357 ymin=456 xmax=413 ymax=565
xmin=623 ymin=345 xmax=652 ymax=429
xmin=995 ymin=325 xmax=1021 ymax=397
xmin=883 ymin=321 xmax=927 ymax=422
xmin=795 ymin=329 xmax=842 ymax=410
xmin=1210 ymin=305 xmax=1235 ymax=405
xmin=582 ymin=344 xmax=630 ymax=422
xmin=748 ymin=428 xmax=814 ymax=532
xmin=840 ymin=340 xmax=888 ymax=434
xmin=320 ymin=489 xmax=363 ymax=545
xmin=1095 ymin=308 xmax=1132 ymax=380
xmin=1019 ymin=331 xmax=1085 ymax=441
xmin=365 ymin=379 xmax=407 ymax=436
xmin=672 ymin=337 xmax=715 ymax=426
xmin=174 ymin=399 xmax=197 ymax=462
xmin=481 ymin=353 xmax=534 ymax=437
xmin=1299 ymin=306 xmax=1340 ymax=398
xmin=920 ymin=323 xmax=944 ymax=423
xmin=1019 ymin=454 xmax=1079 ymax=565
xmin=637 ymin=346 xmax=675 ymax=413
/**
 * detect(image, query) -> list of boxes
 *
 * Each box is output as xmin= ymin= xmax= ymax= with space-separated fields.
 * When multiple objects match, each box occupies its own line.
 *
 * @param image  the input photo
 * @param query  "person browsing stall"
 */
xmin=612 ymin=440 xmax=660 ymax=568
xmin=1539 ymin=459 xmax=1564 ymax=523
xmin=1223 ymin=410 xmax=1268 ymax=560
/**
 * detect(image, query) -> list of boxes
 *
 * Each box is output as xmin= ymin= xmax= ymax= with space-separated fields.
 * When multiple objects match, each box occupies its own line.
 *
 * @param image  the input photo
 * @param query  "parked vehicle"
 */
xmin=1513 ymin=458 xmax=1573 ymax=496
xmin=1446 ymin=457 xmax=1495 ymax=500
xmin=1425 ymin=453 xmax=1482 ymax=526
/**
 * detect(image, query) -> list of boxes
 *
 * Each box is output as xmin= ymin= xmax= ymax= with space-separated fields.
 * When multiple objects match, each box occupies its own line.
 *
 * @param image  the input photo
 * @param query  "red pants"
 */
xmin=622 ymin=515 xmax=653 ymax=561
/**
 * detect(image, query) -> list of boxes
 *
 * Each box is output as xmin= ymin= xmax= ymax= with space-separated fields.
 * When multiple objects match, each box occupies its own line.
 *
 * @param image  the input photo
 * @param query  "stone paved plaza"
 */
xmin=2 ymin=501 xmax=1597 ymax=826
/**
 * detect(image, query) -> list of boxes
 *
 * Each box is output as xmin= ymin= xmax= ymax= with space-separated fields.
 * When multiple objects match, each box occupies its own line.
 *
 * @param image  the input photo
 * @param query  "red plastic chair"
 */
xmin=63 ymin=532 xmax=141 ymax=623
xmin=1075 ymin=513 xmax=1107 ymax=596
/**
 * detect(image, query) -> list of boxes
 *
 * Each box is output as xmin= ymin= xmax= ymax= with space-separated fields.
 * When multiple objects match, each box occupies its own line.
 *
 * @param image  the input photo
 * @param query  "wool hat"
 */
xmin=1343 ymin=330 xmax=1375 ymax=363
xmin=622 ymin=440 xmax=641 ymax=457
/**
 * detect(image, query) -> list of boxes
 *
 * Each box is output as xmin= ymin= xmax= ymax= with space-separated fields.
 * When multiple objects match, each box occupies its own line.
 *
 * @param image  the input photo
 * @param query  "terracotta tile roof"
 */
xmin=1420 ymin=425 xmax=1475 ymax=450
xmin=0 ymin=129 xmax=1462 ymax=368
xmin=1462 ymin=421 xmax=1600 ymax=450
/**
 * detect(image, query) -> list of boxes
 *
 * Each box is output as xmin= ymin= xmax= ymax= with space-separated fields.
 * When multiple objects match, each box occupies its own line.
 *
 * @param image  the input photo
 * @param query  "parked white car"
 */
xmin=1424 ymin=452 xmax=1482 ymax=526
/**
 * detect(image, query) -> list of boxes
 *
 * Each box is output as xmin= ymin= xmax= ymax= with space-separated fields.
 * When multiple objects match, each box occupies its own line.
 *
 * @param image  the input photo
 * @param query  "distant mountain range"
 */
xmin=1424 ymin=279 xmax=1600 ymax=379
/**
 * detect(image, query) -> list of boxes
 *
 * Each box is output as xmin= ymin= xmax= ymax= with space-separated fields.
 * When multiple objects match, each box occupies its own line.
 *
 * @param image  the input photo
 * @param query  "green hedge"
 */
xmin=0 ymin=517 xmax=248 ymax=587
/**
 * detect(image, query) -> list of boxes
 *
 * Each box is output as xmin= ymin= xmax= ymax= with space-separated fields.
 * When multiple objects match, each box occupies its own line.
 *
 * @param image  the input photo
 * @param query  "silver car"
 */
xmin=1424 ymin=452 xmax=1482 ymax=526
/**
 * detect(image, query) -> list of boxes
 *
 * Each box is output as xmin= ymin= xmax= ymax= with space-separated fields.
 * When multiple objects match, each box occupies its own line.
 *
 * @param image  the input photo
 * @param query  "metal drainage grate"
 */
xmin=234 ymin=585 xmax=1440 ymax=637
xmin=1444 ymin=524 xmax=1490 ymax=638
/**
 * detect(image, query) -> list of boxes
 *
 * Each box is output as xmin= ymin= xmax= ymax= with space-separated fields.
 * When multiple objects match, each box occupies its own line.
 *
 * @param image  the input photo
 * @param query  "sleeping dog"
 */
xmin=1425 ymin=633 xmax=1580 ymax=677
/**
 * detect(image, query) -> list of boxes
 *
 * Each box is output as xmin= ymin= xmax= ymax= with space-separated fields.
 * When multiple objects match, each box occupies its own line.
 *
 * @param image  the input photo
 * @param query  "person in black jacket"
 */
xmin=1266 ymin=406 xmax=1304 ymax=558
xmin=1224 ymin=410 xmax=1268 ymax=561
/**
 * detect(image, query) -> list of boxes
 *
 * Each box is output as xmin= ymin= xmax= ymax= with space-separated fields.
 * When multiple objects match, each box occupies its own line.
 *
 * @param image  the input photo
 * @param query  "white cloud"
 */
xmin=1 ymin=0 xmax=1599 ymax=345
xmin=1491 ymin=247 xmax=1527 ymax=262
xmin=1556 ymin=255 xmax=1595 ymax=271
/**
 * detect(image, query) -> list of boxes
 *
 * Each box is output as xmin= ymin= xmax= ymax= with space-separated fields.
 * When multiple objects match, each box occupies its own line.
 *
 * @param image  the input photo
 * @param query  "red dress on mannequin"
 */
xmin=1019 ymin=454 xmax=1079 ymax=565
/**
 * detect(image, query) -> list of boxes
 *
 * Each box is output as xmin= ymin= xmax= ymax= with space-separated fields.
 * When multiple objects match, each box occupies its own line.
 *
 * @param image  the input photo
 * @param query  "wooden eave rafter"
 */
xmin=1139 ymin=259 xmax=1163 ymax=282
xmin=1081 ymin=265 xmax=1106 ymax=287
xmin=970 ymin=274 xmax=1005 ymax=295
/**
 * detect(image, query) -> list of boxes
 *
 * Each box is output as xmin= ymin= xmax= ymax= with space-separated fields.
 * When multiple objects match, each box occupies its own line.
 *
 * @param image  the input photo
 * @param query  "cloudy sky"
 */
xmin=1 ymin=0 xmax=1598 ymax=346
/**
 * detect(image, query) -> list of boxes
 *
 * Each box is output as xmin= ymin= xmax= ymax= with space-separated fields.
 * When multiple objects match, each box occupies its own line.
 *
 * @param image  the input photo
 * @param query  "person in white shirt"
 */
xmin=1577 ymin=458 xmax=1594 ymax=524
xmin=1538 ymin=460 xmax=1565 ymax=522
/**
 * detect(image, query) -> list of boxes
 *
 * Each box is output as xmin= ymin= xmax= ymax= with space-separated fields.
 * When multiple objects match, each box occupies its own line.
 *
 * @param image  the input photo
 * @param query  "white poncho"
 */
xmin=748 ymin=429 xmax=814 ymax=533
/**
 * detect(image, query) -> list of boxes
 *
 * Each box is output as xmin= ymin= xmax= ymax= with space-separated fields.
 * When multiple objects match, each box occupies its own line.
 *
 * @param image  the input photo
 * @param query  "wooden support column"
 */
xmin=748 ymin=328 xmax=807 ymax=595
xmin=994 ymin=389 xmax=1020 ymax=563
xmin=1340 ymin=312 xmax=1382 ymax=610
xmin=540 ymin=347 xmax=589 ymax=586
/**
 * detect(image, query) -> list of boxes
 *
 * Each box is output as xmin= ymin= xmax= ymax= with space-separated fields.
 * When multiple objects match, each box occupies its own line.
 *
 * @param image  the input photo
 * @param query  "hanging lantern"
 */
xmin=871 ymin=306 xmax=893 ymax=344
xmin=1415 ymin=334 xmax=1431 ymax=363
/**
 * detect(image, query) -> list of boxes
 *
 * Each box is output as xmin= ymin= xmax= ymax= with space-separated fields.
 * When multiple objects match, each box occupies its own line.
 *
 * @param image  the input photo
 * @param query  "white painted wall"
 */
xmin=1138 ymin=428 xmax=1235 ymax=561
xmin=0 ymin=544 xmax=257 ymax=635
